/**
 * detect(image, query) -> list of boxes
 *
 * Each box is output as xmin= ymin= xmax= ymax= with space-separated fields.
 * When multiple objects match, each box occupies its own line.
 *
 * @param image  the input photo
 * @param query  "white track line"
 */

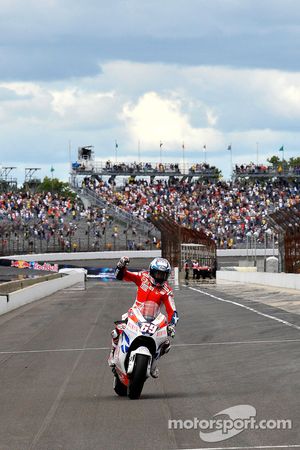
xmin=181 ymin=445 xmax=300 ymax=450
xmin=0 ymin=347 xmax=110 ymax=355
xmin=189 ymin=287 xmax=300 ymax=332
xmin=1 ymin=339 xmax=299 ymax=355
xmin=173 ymin=339 xmax=300 ymax=347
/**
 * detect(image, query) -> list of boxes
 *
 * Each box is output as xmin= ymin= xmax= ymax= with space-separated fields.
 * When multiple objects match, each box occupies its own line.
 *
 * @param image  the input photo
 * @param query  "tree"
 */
xmin=288 ymin=157 xmax=300 ymax=168
xmin=36 ymin=177 xmax=76 ymax=198
xmin=267 ymin=155 xmax=281 ymax=166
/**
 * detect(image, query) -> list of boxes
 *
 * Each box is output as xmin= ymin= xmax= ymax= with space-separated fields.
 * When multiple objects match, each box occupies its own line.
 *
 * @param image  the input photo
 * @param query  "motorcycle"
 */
xmin=112 ymin=300 xmax=169 ymax=399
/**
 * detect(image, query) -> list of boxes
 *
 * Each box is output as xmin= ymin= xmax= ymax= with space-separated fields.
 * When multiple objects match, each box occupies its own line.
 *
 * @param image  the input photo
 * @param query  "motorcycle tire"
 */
xmin=113 ymin=375 xmax=127 ymax=396
xmin=128 ymin=354 xmax=149 ymax=399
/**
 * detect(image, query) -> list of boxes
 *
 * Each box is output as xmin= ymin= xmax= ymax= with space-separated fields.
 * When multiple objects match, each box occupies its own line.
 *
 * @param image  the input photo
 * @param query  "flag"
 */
xmin=279 ymin=145 xmax=284 ymax=152
xmin=182 ymin=142 xmax=185 ymax=149
xmin=227 ymin=145 xmax=232 ymax=151
xmin=203 ymin=145 xmax=206 ymax=152
xmin=160 ymin=141 xmax=163 ymax=148
xmin=50 ymin=166 xmax=55 ymax=173
xmin=115 ymin=141 xmax=118 ymax=149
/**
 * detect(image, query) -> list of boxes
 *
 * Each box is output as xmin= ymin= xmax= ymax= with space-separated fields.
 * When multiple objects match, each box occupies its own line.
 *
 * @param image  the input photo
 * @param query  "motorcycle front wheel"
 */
xmin=128 ymin=354 xmax=149 ymax=399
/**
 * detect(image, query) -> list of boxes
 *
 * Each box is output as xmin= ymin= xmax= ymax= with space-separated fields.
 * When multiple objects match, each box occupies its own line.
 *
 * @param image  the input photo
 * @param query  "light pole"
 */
xmin=264 ymin=228 xmax=273 ymax=271
xmin=253 ymin=231 xmax=259 ymax=267
xmin=256 ymin=142 xmax=259 ymax=166
xmin=50 ymin=165 xmax=54 ymax=194
xmin=115 ymin=140 xmax=118 ymax=163
xmin=138 ymin=140 xmax=141 ymax=164
xmin=228 ymin=144 xmax=233 ymax=179
xmin=182 ymin=142 xmax=185 ymax=174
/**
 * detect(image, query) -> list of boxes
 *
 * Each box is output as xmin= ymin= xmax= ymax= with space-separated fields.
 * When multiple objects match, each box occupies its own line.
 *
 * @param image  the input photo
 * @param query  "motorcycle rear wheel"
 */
xmin=128 ymin=354 xmax=149 ymax=399
xmin=113 ymin=374 xmax=127 ymax=396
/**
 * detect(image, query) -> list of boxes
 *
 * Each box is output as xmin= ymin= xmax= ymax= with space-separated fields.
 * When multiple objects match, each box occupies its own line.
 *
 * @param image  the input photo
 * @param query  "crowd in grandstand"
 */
xmin=235 ymin=163 xmax=300 ymax=175
xmin=1 ymin=164 xmax=300 ymax=254
xmin=0 ymin=192 xmax=110 ymax=253
xmin=104 ymin=161 xmax=180 ymax=174
xmin=0 ymin=192 xmax=81 ymax=222
xmin=74 ymin=159 xmax=219 ymax=175
xmin=0 ymin=190 xmax=157 ymax=254
xmin=83 ymin=176 xmax=300 ymax=248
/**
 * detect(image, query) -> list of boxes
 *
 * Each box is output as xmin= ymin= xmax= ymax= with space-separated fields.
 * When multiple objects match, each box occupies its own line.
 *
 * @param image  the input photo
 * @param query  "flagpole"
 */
xmin=160 ymin=141 xmax=163 ymax=164
xmin=203 ymin=145 xmax=206 ymax=164
xmin=182 ymin=142 xmax=185 ymax=175
xmin=256 ymin=142 xmax=259 ymax=166
xmin=138 ymin=140 xmax=141 ymax=164
xmin=115 ymin=140 xmax=118 ymax=163
xmin=51 ymin=166 xmax=54 ymax=194
xmin=228 ymin=144 xmax=233 ymax=180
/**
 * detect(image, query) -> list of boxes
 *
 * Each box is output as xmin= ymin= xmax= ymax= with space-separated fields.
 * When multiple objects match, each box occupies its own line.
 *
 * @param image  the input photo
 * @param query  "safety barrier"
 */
xmin=216 ymin=270 xmax=300 ymax=291
xmin=0 ymin=271 xmax=85 ymax=316
xmin=0 ymin=273 xmax=62 ymax=294
xmin=0 ymin=249 xmax=161 ymax=262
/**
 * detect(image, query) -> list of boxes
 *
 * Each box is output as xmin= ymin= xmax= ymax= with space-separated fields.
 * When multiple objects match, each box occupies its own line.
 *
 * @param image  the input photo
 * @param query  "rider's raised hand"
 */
xmin=117 ymin=256 xmax=130 ymax=269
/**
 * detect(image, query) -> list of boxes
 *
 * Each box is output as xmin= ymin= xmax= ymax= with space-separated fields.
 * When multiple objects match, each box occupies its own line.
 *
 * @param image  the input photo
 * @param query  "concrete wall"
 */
xmin=0 ymin=248 xmax=278 ymax=263
xmin=217 ymin=270 xmax=300 ymax=290
xmin=217 ymin=249 xmax=278 ymax=257
xmin=0 ymin=250 xmax=161 ymax=262
xmin=0 ymin=272 xmax=85 ymax=316
xmin=0 ymin=274 xmax=61 ymax=294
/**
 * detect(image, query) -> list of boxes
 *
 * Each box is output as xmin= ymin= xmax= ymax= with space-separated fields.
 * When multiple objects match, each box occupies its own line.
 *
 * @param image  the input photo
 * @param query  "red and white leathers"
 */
xmin=108 ymin=267 xmax=178 ymax=371
xmin=122 ymin=269 xmax=177 ymax=323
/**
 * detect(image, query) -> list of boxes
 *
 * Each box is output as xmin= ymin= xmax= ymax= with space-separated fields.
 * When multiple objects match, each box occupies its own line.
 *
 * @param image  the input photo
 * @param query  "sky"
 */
xmin=1 ymin=0 xmax=300 ymax=183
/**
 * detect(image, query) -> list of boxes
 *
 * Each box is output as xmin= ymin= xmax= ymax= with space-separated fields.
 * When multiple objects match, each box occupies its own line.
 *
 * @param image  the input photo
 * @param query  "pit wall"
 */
xmin=0 ymin=271 xmax=85 ymax=316
xmin=0 ymin=248 xmax=277 ymax=263
xmin=0 ymin=250 xmax=161 ymax=262
xmin=216 ymin=270 xmax=300 ymax=291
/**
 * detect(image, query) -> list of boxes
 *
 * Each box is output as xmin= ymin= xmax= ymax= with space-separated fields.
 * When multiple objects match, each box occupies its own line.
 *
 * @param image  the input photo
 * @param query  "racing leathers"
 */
xmin=108 ymin=263 xmax=179 ymax=377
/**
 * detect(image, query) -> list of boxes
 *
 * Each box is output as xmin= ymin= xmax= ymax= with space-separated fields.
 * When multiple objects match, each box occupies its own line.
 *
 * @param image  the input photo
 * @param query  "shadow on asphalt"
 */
xmin=100 ymin=391 xmax=205 ymax=400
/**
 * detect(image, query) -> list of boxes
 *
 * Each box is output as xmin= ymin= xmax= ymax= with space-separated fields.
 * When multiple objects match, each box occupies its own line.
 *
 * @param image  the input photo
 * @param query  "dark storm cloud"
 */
xmin=1 ymin=0 xmax=300 ymax=81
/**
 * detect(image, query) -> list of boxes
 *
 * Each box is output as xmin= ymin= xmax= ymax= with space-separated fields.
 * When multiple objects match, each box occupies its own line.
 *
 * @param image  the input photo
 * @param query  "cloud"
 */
xmin=121 ymin=91 xmax=222 ymax=150
xmin=1 ymin=60 xmax=300 ymax=181
xmin=1 ymin=0 xmax=300 ymax=82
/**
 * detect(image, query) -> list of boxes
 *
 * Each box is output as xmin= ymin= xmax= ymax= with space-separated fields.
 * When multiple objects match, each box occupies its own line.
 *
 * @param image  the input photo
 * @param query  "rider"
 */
xmin=108 ymin=256 xmax=179 ymax=378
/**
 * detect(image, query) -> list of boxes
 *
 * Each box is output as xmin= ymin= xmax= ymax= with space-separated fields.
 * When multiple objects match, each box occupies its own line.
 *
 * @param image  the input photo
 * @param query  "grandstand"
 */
xmin=68 ymin=147 xmax=300 ymax=272
xmin=70 ymin=146 xmax=221 ymax=182
xmin=234 ymin=161 xmax=300 ymax=180
xmin=2 ymin=147 xmax=300 ymax=271
xmin=0 ymin=188 xmax=160 ymax=256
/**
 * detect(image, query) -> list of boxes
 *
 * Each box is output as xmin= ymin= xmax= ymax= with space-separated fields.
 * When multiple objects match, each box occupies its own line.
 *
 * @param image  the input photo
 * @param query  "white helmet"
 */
xmin=149 ymin=257 xmax=171 ymax=285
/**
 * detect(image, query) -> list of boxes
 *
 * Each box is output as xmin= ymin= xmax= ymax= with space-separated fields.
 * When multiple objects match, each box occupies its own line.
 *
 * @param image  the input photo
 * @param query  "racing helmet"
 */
xmin=149 ymin=257 xmax=171 ymax=285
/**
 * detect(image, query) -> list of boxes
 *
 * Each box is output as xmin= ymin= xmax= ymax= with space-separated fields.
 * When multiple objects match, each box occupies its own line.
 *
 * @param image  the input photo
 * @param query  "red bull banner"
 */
xmin=10 ymin=260 xmax=59 ymax=272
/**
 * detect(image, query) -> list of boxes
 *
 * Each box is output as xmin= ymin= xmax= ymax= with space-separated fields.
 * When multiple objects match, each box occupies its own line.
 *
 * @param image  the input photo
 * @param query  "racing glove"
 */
xmin=167 ymin=324 xmax=176 ymax=338
xmin=115 ymin=256 xmax=130 ymax=280
xmin=116 ymin=256 xmax=130 ymax=269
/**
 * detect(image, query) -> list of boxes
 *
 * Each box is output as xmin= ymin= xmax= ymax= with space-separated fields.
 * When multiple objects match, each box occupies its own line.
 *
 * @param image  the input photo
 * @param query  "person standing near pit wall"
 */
xmin=184 ymin=260 xmax=190 ymax=280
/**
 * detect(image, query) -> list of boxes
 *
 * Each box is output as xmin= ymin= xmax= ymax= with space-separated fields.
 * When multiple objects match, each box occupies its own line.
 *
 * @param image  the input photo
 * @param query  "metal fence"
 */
xmin=0 ymin=229 xmax=159 ymax=256
xmin=79 ymin=187 xmax=159 ymax=238
xmin=269 ymin=205 xmax=300 ymax=273
xmin=150 ymin=215 xmax=216 ymax=269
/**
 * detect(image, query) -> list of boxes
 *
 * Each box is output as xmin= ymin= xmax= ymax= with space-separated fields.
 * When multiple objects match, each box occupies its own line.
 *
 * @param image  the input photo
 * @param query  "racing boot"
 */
xmin=160 ymin=339 xmax=171 ymax=356
xmin=107 ymin=330 xmax=119 ymax=368
xmin=150 ymin=357 xmax=159 ymax=378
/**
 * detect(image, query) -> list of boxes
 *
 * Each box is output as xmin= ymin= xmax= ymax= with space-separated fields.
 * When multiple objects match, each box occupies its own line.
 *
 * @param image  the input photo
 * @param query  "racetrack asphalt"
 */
xmin=0 ymin=275 xmax=299 ymax=450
